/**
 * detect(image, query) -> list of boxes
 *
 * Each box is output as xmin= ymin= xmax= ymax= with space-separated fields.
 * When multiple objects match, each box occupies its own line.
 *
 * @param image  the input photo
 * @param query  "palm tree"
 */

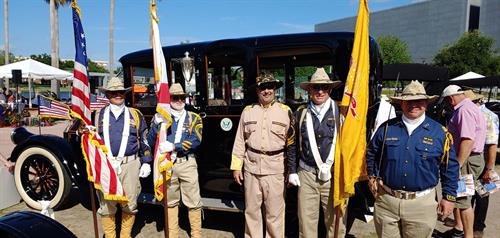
xmin=45 ymin=0 xmax=68 ymax=95
xmin=109 ymin=0 xmax=115 ymax=78
xmin=3 ymin=0 xmax=8 ymax=88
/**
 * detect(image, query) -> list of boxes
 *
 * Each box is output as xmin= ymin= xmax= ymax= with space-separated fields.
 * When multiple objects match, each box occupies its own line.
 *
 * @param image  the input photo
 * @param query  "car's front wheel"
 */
xmin=13 ymin=146 xmax=72 ymax=210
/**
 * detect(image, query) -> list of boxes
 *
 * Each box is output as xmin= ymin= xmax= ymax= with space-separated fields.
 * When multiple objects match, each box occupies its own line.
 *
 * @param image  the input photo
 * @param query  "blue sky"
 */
xmin=1 ymin=0 xmax=423 ymax=66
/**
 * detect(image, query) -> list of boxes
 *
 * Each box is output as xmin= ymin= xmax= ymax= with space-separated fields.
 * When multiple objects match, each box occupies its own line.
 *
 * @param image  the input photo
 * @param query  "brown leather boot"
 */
xmin=188 ymin=208 xmax=202 ymax=238
xmin=168 ymin=206 xmax=179 ymax=238
xmin=120 ymin=213 xmax=135 ymax=238
xmin=101 ymin=215 xmax=116 ymax=238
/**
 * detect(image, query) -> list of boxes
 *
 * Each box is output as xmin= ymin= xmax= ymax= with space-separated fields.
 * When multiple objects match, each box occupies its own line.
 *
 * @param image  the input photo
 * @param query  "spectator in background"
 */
xmin=0 ymin=88 xmax=6 ymax=105
xmin=463 ymin=90 xmax=498 ymax=238
xmin=442 ymin=85 xmax=487 ymax=238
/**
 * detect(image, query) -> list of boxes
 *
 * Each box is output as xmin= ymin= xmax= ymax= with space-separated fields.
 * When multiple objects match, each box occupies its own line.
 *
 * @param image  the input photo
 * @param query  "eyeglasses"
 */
xmin=311 ymin=85 xmax=331 ymax=91
xmin=257 ymin=84 xmax=276 ymax=90
xmin=171 ymin=95 xmax=186 ymax=101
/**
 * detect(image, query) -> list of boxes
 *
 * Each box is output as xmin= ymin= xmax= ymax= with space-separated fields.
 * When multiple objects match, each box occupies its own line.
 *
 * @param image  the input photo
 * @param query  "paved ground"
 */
xmin=1 ymin=122 xmax=499 ymax=237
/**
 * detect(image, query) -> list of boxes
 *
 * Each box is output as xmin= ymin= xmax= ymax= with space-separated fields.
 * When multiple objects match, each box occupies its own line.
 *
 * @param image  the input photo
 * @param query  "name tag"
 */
xmin=422 ymin=137 xmax=433 ymax=145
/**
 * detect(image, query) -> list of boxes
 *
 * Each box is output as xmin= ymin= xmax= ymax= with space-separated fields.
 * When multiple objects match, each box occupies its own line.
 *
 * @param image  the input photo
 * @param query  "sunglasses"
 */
xmin=311 ymin=85 xmax=331 ymax=91
xmin=257 ymin=84 xmax=276 ymax=90
xmin=171 ymin=95 xmax=186 ymax=101
xmin=107 ymin=91 xmax=126 ymax=97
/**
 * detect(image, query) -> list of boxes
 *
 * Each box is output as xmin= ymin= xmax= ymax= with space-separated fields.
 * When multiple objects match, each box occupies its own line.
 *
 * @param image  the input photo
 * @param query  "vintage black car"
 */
xmin=9 ymin=32 xmax=383 ymax=230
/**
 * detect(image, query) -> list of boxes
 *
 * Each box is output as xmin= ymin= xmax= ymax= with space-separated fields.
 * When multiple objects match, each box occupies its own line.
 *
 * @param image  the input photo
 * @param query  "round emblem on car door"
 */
xmin=220 ymin=118 xmax=233 ymax=131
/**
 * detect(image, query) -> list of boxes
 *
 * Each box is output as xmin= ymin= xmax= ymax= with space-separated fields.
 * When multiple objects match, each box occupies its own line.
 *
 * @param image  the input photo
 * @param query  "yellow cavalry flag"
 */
xmin=150 ymin=0 xmax=174 ymax=202
xmin=334 ymin=0 xmax=370 ymax=214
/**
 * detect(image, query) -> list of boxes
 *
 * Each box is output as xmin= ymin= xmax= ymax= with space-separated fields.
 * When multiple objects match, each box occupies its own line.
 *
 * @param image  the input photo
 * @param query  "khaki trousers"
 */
xmin=243 ymin=170 xmax=285 ymax=238
xmin=298 ymin=169 xmax=345 ymax=238
xmin=374 ymin=187 xmax=437 ymax=238
xmin=97 ymin=159 xmax=141 ymax=215
xmin=167 ymin=158 xmax=202 ymax=209
xmin=456 ymin=154 xmax=484 ymax=209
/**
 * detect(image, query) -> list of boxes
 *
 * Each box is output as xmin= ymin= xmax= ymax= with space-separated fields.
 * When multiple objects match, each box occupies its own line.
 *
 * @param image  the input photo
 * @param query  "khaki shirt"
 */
xmin=231 ymin=102 xmax=294 ymax=175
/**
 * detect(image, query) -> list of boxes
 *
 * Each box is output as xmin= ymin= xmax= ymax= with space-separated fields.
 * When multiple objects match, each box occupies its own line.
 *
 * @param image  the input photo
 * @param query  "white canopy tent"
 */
xmin=0 ymin=59 xmax=73 ymax=108
xmin=450 ymin=71 xmax=485 ymax=81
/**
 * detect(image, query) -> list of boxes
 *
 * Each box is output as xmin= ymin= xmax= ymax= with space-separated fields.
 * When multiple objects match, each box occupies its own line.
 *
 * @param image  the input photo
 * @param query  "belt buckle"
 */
xmin=393 ymin=190 xmax=415 ymax=200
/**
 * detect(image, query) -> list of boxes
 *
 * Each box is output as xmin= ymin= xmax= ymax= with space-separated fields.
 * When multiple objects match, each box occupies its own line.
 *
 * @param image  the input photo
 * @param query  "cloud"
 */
xmin=278 ymin=22 xmax=312 ymax=32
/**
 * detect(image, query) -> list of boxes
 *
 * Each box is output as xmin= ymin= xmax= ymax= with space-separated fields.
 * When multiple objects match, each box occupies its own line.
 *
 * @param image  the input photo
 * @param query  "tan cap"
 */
xmin=169 ymin=83 xmax=186 ymax=96
xmin=99 ymin=77 xmax=131 ymax=92
xmin=389 ymin=80 xmax=438 ymax=104
xmin=299 ymin=67 xmax=342 ymax=90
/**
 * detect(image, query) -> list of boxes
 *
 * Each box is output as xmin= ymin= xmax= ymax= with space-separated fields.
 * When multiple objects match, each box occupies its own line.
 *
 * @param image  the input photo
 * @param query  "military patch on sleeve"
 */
xmin=422 ymin=137 xmax=434 ymax=145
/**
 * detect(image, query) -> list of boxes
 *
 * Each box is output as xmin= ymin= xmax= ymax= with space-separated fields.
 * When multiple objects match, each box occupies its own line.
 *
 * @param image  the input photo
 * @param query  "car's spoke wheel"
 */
xmin=14 ymin=146 xmax=71 ymax=210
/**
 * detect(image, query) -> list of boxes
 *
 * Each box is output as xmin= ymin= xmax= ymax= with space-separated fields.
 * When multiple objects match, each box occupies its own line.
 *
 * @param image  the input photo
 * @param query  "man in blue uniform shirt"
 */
xmin=287 ymin=67 xmax=344 ymax=237
xmin=97 ymin=77 xmax=152 ymax=238
xmin=366 ymin=81 xmax=459 ymax=238
xmin=149 ymin=83 xmax=203 ymax=238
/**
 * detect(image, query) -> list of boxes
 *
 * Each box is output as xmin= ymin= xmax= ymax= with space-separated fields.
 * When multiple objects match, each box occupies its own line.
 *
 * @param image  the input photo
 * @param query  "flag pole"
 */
xmin=163 ymin=170 xmax=169 ymax=238
xmin=82 ymin=122 xmax=99 ymax=238
xmin=37 ymin=95 xmax=41 ymax=134
xmin=89 ymin=180 xmax=99 ymax=238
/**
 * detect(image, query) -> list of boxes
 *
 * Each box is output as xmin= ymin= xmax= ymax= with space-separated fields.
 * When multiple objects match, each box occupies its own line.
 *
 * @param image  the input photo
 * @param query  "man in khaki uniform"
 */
xmin=231 ymin=74 xmax=294 ymax=238
xmin=287 ymin=68 xmax=344 ymax=237
xmin=148 ymin=83 xmax=203 ymax=238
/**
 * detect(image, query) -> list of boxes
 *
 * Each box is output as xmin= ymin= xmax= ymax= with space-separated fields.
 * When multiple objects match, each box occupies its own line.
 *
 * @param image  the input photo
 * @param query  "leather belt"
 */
xmin=247 ymin=146 xmax=285 ymax=156
xmin=470 ymin=152 xmax=482 ymax=156
xmin=175 ymin=154 xmax=195 ymax=164
xmin=121 ymin=155 xmax=137 ymax=164
xmin=382 ymin=184 xmax=434 ymax=200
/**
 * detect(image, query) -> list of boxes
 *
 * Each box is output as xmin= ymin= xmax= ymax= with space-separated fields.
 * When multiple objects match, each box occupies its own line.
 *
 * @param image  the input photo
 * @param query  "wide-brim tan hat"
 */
xmin=99 ymin=77 xmax=132 ymax=93
xmin=252 ymin=74 xmax=284 ymax=89
xmin=389 ymin=80 xmax=438 ymax=104
xmin=169 ymin=83 xmax=187 ymax=96
xmin=299 ymin=67 xmax=342 ymax=90
xmin=463 ymin=90 xmax=484 ymax=102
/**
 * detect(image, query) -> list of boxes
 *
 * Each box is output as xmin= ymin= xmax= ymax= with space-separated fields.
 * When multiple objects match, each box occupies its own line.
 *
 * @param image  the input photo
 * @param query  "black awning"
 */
xmin=383 ymin=63 xmax=449 ymax=82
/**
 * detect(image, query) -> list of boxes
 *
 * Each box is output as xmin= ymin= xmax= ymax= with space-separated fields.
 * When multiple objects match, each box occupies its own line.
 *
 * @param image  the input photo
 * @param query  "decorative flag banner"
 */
xmin=150 ymin=0 xmax=174 ymax=202
xmin=81 ymin=131 xmax=127 ymax=201
xmin=90 ymin=94 xmax=110 ymax=111
xmin=70 ymin=0 xmax=91 ymax=126
xmin=334 ymin=0 xmax=370 ymax=215
xmin=38 ymin=95 xmax=71 ymax=120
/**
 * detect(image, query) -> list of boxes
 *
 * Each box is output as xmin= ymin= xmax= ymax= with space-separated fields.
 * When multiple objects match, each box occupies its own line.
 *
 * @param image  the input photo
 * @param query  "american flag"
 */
xmin=81 ymin=131 xmax=127 ymax=202
xmin=151 ymin=0 xmax=174 ymax=202
xmin=90 ymin=94 xmax=109 ymax=111
xmin=38 ymin=95 xmax=71 ymax=120
xmin=70 ymin=1 xmax=91 ymax=125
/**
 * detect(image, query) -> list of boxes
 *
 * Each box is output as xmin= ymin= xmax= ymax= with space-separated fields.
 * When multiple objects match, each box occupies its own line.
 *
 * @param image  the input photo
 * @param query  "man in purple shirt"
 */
xmin=442 ymin=85 xmax=486 ymax=238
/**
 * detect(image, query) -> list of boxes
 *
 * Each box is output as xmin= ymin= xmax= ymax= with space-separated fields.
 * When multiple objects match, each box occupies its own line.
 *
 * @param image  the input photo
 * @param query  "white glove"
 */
xmin=288 ymin=173 xmax=301 ymax=186
xmin=154 ymin=113 xmax=166 ymax=124
xmin=159 ymin=141 xmax=174 ymax=153
xmin=139 ymin=163 xmax=151 ymax=178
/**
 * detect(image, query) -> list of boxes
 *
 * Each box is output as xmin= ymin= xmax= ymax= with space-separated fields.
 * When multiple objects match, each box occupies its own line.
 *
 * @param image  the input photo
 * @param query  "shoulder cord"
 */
xmin=441 ymin=131 xmax=453 ymax=171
